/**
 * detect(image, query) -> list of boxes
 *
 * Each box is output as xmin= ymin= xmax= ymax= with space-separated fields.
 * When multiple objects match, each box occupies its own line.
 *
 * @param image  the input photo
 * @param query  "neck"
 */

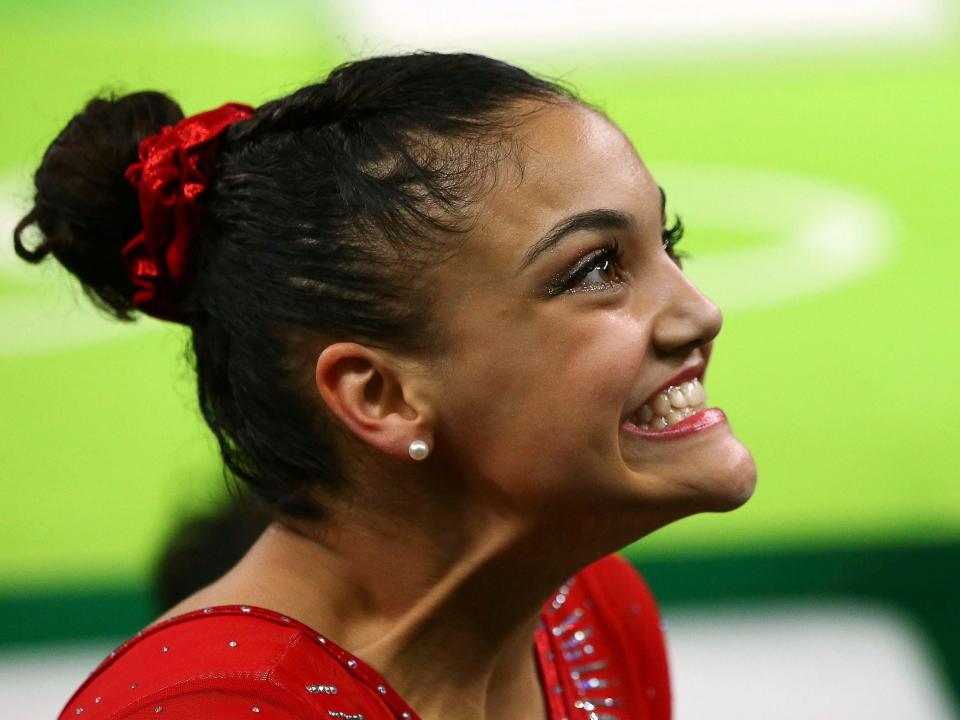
xmin=211 ymin=499 xmax=607 ymax=720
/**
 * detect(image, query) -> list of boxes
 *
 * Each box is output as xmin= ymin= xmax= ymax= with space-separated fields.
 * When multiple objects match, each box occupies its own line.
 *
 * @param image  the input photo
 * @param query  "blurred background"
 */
xmin=1 ymin=0 xmax=958 ymax=717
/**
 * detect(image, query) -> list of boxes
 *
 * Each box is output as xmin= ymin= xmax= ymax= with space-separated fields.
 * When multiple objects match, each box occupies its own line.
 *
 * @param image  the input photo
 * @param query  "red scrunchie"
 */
xmin=122 ymin=102 xmax=255 ymax=323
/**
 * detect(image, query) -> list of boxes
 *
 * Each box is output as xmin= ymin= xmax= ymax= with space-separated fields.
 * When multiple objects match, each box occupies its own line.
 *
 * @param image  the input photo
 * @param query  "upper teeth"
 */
xmin=635 ymin=378 xmax=707 ymax=429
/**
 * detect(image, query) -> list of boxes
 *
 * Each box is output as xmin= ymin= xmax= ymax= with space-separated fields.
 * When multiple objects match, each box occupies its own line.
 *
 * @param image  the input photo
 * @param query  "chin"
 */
xmin=701 ymin=444 xmax=758 ymax=512
xmin=615 ymin=430 xmax=758 ymax=526
xmin=650 ymin=442 xmax=758 ymax=518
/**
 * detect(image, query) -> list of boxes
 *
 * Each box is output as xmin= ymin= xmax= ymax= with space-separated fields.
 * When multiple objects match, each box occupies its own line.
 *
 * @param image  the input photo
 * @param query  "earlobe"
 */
xmin=314 ymin=342 xmax=432 ymax=461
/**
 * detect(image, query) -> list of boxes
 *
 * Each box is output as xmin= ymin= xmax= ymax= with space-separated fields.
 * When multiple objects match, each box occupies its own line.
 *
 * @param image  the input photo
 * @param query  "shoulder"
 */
xmin=574 ymin=552 xmax=668 ymax=654
xmin=58 ymin=606 xmax=405 ymax=719
xmin=570 ymin=552 xmax=672 ymax=719
xmin=577 ymin=551 xmax=662 ymax=616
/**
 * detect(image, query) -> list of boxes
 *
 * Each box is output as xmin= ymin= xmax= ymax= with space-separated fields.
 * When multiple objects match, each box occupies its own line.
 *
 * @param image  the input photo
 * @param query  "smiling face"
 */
xmin=422 ymin=100 xmax=756 ymax=539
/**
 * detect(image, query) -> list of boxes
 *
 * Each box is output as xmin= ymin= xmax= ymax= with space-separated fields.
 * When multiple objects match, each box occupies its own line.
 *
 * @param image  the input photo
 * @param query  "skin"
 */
xmin=161 ymin=100 xmax=757 ymax=720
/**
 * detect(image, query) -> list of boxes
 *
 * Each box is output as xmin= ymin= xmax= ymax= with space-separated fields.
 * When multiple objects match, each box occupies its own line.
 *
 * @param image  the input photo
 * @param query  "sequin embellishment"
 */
xmin=306 ymin=684 xmax=338 ymax=694
xmin=546 ymin=578 xmax=624 ymax=720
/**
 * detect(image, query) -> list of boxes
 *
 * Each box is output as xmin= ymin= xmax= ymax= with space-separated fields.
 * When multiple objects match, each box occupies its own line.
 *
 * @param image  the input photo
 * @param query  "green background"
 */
xmin=1 ymin=0 xmax=958 ymax=706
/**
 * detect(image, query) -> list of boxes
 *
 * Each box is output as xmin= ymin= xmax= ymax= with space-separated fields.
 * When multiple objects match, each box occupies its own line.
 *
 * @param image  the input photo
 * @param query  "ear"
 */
xmin=314 ymin=342 xmax=432 ymax=461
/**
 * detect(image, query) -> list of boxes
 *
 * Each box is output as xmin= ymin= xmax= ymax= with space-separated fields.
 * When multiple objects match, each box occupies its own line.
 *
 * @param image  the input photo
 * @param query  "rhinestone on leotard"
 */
xmin=306 ymin=684 xmax=338 ymax=694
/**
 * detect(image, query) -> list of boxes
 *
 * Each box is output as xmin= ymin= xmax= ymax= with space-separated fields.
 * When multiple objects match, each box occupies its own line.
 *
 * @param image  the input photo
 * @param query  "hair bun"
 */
xmin=12 ymin=91 xmax=184 ymax=320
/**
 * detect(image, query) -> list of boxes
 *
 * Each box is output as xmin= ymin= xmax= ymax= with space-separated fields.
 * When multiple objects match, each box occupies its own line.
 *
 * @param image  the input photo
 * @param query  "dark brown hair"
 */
xmin=13 ymin=52 xmax=575 ymax=517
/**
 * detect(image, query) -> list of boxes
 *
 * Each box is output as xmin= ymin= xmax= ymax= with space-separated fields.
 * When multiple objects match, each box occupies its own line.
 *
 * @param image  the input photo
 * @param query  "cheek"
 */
xmin=440 ymin=307 xmax=649 ymax=487
xmin=547 ymin=313 xmax=645 ymax=427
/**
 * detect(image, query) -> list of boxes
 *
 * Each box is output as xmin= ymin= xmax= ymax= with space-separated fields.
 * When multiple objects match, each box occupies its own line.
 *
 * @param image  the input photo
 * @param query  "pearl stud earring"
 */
xmin=408 ymin=439 xmax=430 ymax=461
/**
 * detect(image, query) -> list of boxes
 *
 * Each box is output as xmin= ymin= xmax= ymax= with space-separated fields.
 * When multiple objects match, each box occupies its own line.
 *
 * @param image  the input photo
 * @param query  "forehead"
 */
xmin=467 ymin=102 xmax=658 ymax=265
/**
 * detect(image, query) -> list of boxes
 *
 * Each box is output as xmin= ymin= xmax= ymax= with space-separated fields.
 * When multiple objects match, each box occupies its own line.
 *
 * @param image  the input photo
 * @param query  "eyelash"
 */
xmin=552 ymin=216 xmax=688 ymax=295
xmin=663 ymin=215 xmax=687 ymax=264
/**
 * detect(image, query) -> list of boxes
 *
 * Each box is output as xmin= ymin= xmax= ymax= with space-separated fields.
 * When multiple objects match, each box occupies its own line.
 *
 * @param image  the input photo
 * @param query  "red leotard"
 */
xmin=59 ymin=554 xmax=671 ymax=719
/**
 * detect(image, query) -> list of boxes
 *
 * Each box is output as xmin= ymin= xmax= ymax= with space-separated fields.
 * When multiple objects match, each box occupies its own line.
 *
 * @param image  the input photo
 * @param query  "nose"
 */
xmin=650 ymin=264 xmax=723 ymax=356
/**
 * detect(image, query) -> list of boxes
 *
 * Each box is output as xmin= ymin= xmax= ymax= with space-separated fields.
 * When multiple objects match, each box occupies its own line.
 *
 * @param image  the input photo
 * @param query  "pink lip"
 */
xmin=622 ymin=408 xmax=727 ymax=440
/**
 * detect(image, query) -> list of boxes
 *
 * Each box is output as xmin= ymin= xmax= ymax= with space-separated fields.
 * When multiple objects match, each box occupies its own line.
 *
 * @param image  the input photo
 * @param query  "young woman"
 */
xmin=14 ymin=52 xmax=756 ymax=720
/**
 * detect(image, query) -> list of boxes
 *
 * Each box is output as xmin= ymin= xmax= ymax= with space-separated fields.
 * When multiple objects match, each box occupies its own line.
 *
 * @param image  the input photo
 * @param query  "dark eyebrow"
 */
xmin=517 ymin=208 xmax=634 ymax=273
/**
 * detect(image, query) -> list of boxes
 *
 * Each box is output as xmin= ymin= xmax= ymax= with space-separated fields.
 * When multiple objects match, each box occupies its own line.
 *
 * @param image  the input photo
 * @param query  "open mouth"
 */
xmin=629 ymin=377 xmax=708 ymax=430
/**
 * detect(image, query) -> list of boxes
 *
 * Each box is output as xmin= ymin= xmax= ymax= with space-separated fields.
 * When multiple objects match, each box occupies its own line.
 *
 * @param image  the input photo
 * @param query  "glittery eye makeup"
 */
xmin=527 ymin=185 xmax=685 ymax=298
xmin=546 ymin=214 xmax=686 ymax=297
xmin=548 ymin=238 xmax=625 ymax=296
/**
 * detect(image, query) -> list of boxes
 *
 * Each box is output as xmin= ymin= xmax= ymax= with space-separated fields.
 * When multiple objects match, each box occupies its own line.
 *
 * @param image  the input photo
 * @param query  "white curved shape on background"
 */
xmin=654 ymin=164 xmax=897 ymax=312
xmin=0 ymin=166 xmax=896 ymax=357
xmin=345 ymin=0 xmax=952 ymax=56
